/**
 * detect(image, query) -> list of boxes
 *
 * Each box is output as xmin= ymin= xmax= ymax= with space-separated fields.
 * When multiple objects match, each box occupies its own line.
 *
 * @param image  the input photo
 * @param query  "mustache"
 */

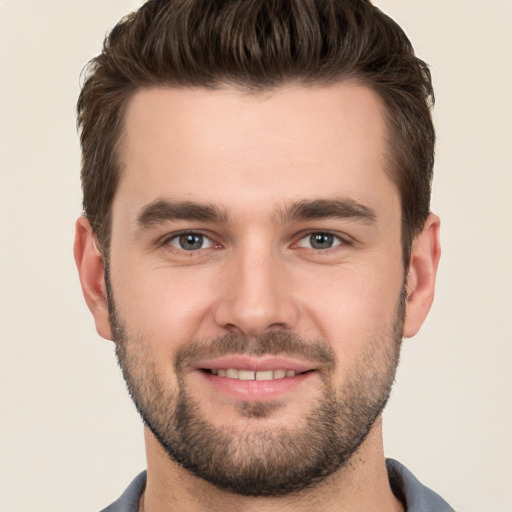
xmin=174 ymin=331 xmax=336 ymax=373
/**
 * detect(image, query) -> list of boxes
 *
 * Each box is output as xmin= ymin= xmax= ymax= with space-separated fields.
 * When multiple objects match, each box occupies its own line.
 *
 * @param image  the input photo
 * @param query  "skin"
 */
xmin=74 ymin=82 xmax=440 ymax=512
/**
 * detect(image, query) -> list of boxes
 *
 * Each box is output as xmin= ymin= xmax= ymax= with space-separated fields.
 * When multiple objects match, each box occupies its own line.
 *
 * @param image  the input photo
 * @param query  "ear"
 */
xmin=73 ymin=216 xmax=113 ymax=340
xmin=403 ymin=213 xmax=441 ymax=338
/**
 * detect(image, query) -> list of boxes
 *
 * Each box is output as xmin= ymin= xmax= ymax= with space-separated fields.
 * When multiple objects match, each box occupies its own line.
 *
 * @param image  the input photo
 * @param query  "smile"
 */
xmin=205 ymin=368 xmax=302 ymax=380
xmin=193 ymin=356 xmax=317 ymax=399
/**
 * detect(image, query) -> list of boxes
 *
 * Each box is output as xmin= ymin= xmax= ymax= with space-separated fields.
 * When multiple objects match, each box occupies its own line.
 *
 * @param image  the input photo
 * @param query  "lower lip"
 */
xmin=197 ymin=370 xmax=315 ymax=400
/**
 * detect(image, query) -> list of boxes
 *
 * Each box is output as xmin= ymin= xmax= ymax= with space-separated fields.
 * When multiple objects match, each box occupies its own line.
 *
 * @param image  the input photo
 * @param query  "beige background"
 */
xmin=1 ymin=1 xmax=511 ymax=510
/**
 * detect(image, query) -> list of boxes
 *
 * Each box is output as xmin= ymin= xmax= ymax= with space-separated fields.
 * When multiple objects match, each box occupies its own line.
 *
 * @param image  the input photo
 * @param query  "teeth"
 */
xmin=210 ymin=368 xmax=297 ymax=380
xmin=255 ymin=370 xmax=273 ymax=381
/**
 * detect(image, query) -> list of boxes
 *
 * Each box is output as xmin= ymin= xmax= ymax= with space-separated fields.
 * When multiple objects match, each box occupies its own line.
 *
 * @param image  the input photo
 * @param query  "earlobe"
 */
xmin=403 ymin=213 xmax=441 ymax=338
xmin=73 ymin=216 xmax=113 ymax=340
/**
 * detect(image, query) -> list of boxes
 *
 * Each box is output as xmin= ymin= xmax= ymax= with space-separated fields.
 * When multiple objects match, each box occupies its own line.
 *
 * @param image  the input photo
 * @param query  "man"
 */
xmin=74 ymin=0 xmax=451 ymax=510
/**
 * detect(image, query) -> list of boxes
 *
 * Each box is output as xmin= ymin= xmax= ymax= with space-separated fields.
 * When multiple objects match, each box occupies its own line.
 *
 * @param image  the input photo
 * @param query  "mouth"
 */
xmin=191 ymin=356 xmax=318 ymax=401
xmin=202 ymin=368 xmax=309 ymax=380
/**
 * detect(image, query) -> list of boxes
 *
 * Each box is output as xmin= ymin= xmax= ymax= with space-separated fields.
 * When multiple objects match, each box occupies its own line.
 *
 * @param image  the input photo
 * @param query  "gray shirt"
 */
xmin=101 ymin=459 xmax=454 ymax=511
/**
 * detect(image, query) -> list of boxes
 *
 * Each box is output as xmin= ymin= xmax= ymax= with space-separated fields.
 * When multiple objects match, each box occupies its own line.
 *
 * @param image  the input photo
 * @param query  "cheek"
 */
xmin=110 ymin=268 xmax=217 ymax=393
xmin=112 ymin=264 xmax=218 ymax=345
xmin=299 ymin=262 xmax=404 ymax=354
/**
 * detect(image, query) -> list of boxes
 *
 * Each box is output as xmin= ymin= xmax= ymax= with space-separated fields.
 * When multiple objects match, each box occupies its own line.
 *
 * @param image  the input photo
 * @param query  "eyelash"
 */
xmin=296 ymin=232 xmax=345 ymax=250
xmin=161 ymin=230 xmax=349 ymax=253
xmin=163 ymin=231 xmax=218 ymax=252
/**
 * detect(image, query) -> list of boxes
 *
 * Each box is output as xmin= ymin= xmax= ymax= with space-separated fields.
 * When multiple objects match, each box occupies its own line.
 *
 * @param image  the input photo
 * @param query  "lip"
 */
xmin=197 ymin=369 xmax=314 ymax=400
xmin=192 ymin=355 xmax=315 ymax=373
xmin=191 ymin=355 xmax=317 ymax=401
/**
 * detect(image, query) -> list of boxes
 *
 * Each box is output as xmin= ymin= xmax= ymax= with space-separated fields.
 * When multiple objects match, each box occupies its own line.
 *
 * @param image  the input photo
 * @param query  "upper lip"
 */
xmin=192 ymin=355 xmax=316 ymax=373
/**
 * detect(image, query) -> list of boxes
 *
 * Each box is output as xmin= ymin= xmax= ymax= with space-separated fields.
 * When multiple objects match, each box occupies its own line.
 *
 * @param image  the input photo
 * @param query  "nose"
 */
xmin=213 ymin=244 xmax=300 ymax=337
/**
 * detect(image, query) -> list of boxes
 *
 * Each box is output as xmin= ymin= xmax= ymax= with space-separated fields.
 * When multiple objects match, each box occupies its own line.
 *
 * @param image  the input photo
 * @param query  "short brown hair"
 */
xmin=77 ymin=0 xmax=435 ymax=265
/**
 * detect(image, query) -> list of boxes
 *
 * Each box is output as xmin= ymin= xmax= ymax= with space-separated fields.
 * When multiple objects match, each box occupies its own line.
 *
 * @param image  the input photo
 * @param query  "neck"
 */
xmin=141 ymin=418 xmax=404 ymax=512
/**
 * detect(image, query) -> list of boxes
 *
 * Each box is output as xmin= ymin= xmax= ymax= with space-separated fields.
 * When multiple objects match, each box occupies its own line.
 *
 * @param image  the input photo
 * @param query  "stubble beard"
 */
xmin=108 ymin=283 xmax=405 ymax=497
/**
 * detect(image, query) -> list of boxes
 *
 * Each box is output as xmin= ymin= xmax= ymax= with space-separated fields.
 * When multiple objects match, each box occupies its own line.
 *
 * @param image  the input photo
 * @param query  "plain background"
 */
xmin=1 ymin=1 xmax=511 ymax=510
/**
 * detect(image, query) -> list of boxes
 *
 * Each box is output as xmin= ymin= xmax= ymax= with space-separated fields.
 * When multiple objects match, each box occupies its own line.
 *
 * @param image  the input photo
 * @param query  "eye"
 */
xmin=297 ymin=232 xmax=343 ymax=250
xmin=167 ymin=232 xmax=215 ymax=251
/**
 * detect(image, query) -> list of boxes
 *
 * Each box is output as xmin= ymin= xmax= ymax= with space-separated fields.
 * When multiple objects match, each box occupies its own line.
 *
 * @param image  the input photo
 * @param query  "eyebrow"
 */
xmin=135 ymin=197 xmax=377 ymax=230
xmin=278 ymin=199 xmax=377 ymax=224
xmin=136 ymin=199 xmax=228 ymax=229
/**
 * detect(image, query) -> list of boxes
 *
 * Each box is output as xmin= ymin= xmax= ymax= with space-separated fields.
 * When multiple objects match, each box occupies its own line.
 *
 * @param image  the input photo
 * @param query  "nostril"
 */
xmin=213 ymin=288 xmax=300 ymax=338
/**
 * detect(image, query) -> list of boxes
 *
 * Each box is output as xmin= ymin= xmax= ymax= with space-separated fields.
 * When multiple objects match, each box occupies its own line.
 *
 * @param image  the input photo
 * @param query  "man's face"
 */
xmin=106 ymin=83 xmax=406 ymax=495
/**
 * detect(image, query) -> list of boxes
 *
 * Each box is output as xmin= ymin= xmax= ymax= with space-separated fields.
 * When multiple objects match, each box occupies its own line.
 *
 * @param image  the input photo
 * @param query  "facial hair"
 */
xmin=108 ymin=282 xmax=405 ymax=497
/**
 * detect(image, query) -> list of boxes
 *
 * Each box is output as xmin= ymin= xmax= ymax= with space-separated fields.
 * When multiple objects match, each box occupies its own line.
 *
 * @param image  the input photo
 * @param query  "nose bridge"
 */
xmin=214 ymin=236 xmax=298 ymax=336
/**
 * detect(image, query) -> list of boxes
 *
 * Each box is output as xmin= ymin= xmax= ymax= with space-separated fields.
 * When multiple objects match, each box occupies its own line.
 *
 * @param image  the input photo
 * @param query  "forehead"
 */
xmin=115 ymin=82 xmax=396 ymax=220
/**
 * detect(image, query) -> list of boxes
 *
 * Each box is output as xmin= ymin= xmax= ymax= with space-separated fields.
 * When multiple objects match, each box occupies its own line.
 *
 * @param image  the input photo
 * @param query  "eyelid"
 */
xmin=160 ymin=230 xmax=219 ymax=250
xmin=156 ymin=229 xmax=352 ymax=252
xmin=296 ymin=231 xmax=343 ymax=249
xmin=294 ymin=229 xmax=361 ymax=256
